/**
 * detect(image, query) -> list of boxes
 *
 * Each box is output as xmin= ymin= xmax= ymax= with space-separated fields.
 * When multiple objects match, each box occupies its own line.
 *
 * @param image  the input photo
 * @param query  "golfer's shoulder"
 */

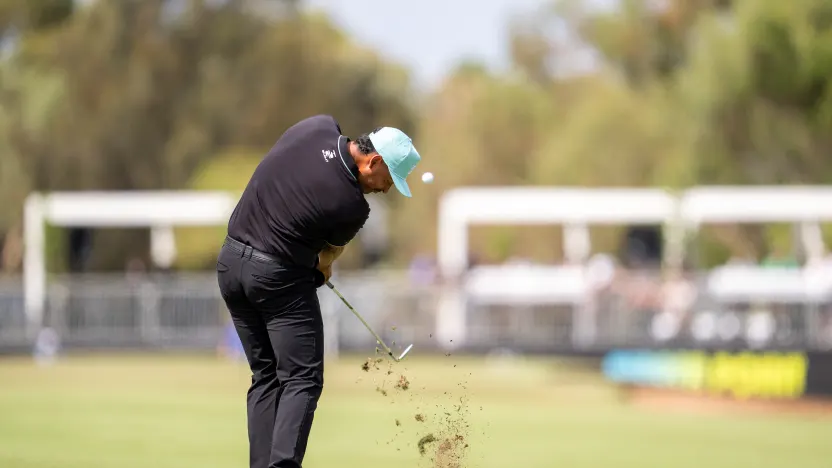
xmin=294 ymin=114 xmax=342 ymax=136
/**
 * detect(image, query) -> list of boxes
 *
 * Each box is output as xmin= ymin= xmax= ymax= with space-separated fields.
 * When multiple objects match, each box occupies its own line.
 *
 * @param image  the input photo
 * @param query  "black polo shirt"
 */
xmin=226 ymin=115 xmax=370 ymax=268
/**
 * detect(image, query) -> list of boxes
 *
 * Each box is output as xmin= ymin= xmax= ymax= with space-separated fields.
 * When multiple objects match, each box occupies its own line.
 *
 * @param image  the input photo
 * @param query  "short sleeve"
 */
xmin=325 ymin=212 xmax=368 ymax=247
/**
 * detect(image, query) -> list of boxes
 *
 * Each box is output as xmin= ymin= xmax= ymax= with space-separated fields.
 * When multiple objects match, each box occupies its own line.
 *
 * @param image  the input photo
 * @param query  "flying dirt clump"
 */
xmin=395 ymin=375 xmax=410 ymax=391
xmin=417 ymin=432 xmax=467 ymax=468
xmin=414 ymin=386 xmax=472 ymax=467
xmin=417 ymin=433 xmax=437 ymax=455
xmin=435 ymin=435 xmax=466 ymax=468
xmin=361 ymin=357 xmax=384 ymax=372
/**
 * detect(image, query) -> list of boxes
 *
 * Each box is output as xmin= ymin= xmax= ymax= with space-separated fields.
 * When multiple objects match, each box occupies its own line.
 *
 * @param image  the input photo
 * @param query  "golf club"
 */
xmin=326 ymin=280 xmax=413 ymax=362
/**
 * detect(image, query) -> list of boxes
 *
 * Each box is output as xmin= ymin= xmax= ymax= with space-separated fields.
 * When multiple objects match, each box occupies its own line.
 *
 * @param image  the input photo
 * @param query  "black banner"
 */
xmin=806 ymin=353 xmax=832 ymax=398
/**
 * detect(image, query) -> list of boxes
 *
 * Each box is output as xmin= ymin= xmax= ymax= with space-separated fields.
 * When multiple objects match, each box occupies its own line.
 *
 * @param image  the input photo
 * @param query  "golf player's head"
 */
xmin=352 ymin=127 xmax=421 ymax=197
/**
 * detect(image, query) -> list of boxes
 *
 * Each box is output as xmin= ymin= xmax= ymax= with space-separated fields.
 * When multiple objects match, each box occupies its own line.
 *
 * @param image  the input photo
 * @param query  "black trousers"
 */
xmin=216 ymin=237 xmax=325 ymax=468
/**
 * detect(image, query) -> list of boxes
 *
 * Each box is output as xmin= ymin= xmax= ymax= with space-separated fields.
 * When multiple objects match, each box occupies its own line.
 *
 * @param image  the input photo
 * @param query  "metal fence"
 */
xmin=0 ymin=270 xmax=439 ymax=357
xmin=2 ymin=268 xmax=832 ymax=356
xmin=0 ymin=278 xmax=26 ymax=348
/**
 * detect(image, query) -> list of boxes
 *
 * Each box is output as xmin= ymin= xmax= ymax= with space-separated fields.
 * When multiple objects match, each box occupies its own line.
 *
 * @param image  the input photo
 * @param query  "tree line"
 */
xmin=1 ymin=0 xmax=830 ymax=273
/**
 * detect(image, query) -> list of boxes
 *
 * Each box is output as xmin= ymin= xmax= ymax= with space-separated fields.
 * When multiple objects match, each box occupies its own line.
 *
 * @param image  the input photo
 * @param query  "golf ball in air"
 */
xmin=421 ymin=172 xmax=434 ymax=184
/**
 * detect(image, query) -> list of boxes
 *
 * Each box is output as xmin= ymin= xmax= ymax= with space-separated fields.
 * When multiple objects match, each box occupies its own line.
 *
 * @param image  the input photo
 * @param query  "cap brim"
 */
xmin=391 ymin=172 xmax=412 ymax=197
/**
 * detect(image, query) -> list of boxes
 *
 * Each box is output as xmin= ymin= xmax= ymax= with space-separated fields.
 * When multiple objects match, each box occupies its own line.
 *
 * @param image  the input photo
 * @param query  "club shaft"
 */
xmin=326 ymin=281 xmax=395 ymax=357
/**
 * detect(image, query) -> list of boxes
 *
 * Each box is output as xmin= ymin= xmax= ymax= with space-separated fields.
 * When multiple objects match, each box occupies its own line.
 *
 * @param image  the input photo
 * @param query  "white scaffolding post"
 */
xmin=22 ymin=191 xmax=238 ymax=338
xmin=435 ymin=187 xmax=678 ymax=351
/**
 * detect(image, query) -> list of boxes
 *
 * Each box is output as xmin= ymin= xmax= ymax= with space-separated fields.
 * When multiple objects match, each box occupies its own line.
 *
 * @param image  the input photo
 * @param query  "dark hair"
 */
xmin=354 ymin=127 xmax=383 ymax=154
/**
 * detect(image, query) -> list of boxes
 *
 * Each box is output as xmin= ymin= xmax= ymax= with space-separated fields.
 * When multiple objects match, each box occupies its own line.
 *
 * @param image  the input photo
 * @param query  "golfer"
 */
xmin=216 ymin=114 xmax=421 ymax=468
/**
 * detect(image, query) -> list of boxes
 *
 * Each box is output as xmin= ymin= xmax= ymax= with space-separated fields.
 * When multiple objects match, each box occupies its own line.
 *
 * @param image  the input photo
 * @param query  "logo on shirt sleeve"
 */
xmin=322 ymin=149 xmax=336 ymax=161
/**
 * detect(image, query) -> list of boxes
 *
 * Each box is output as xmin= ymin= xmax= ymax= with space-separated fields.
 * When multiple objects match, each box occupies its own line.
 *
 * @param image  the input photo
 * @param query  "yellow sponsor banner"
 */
xmin=702 ymin=352 xmax=807 ymax=400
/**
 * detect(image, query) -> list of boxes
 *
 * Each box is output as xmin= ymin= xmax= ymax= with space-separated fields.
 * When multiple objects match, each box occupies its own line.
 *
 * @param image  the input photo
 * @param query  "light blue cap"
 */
xmin=368 ymin=127 xmax=421 ymax=197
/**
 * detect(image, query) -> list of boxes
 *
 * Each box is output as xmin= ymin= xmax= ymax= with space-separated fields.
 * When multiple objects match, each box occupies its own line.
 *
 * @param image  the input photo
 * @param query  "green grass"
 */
xmin=0 ymin=352 xmax=830 ymax=468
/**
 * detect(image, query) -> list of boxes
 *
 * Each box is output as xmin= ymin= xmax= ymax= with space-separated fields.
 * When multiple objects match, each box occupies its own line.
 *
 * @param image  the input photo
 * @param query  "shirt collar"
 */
xmin=337 ymin=135 xmax=360 ymax=181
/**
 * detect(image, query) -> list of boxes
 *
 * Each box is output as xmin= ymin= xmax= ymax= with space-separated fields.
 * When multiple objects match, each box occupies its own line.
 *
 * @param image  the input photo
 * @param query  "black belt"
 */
xmin=223 ymin=236 xmax=284 ymax=264
xmin=224 ymin=236 xmax=325 ymax=287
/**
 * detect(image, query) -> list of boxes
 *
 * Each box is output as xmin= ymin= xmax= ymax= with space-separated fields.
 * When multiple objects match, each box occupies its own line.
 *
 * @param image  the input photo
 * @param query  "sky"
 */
xmin=302 ymin=0 xmax=550 ymax=91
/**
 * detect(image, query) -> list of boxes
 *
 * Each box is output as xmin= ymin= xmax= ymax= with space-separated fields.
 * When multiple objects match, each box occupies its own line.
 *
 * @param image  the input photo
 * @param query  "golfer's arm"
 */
xmin=319 ymin=243 xmax=346 ymax=267
xmin=321 ymin=215 xmax=365 ymax=267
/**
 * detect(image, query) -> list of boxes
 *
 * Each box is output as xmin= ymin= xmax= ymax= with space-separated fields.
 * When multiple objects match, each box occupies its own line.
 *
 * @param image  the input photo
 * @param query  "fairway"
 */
xmin=1 ymin=352 xmax=830 ymax=468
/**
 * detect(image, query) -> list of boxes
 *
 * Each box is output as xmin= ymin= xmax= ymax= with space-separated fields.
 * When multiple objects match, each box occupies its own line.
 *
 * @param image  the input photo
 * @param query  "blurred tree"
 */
xmin=0 ymin=0 xmax=70 ymax=273
xmin=396 ymin=0 xmax=832 ymax=265
xmin=4 ymin=0 xmax=832 ymax=271
xmin=0 ymin=0 xmax=418 ymax=271
xmin=557 ymin=0 xmax=733 ymax=85
xmin=0 ymin=0 xmax=74 ymax=37
xmin=507 ymin=12 xmax=555 ymax=85
xmin=674 ymin=0 xmax=832 ymax=261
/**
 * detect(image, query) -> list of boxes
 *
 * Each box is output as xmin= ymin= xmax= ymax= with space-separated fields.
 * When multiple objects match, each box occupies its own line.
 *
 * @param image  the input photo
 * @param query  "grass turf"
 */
xmin=0 ymin=352 xmax=830 ymax=468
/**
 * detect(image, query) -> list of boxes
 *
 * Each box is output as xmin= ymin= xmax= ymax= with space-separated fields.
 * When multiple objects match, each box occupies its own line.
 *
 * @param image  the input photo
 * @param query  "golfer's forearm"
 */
xmin=319 ymin=244 xmax=346 ymax=266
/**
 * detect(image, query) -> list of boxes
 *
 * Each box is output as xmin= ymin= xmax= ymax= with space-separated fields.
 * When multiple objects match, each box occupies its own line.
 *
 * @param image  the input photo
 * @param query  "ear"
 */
xmin=369 ymin=154 xmax=384 ymax=168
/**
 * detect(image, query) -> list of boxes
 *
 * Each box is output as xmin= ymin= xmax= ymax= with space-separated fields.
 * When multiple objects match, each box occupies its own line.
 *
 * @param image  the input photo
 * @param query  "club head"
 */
xmin=393 ymin=343 xmax=414 ymax=362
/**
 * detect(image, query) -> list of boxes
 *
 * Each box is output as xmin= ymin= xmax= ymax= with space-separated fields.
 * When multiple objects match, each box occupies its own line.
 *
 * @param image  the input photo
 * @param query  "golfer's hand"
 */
xmin=317 ymin=263 xmax=332 ymax=283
